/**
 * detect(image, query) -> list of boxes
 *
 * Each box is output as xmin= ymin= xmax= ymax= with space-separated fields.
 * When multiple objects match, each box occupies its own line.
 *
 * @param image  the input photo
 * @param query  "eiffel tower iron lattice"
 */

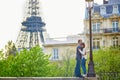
xmin=16 ymin=0 xmax=46 ymax=51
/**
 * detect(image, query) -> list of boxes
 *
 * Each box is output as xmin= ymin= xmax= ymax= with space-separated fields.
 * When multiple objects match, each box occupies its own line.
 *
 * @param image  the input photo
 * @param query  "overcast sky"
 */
xmin=0 ymin=0 xmax=102 ymax=49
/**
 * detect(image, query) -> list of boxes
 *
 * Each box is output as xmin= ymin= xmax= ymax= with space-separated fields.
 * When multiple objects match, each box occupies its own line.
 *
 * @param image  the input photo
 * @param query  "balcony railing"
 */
xmin=102 ymin=28 xmax=120 ymax=33
xmin=85 ymin=28 xmax=120 ymax=34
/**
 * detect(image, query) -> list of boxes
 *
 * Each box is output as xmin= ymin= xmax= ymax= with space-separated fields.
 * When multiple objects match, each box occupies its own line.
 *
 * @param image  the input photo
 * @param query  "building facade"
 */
xmin=43 ymin=35 xmax=84 ymax=61
xmin=84 ymin=0 xmax=120 ymax=49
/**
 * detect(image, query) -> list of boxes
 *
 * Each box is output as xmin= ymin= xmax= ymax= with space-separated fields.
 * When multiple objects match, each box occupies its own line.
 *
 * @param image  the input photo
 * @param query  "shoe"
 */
xmin=79 ymin=75 xmax=84 ymax=78
xmin=82 ymin=74 xmax=87 ymax=77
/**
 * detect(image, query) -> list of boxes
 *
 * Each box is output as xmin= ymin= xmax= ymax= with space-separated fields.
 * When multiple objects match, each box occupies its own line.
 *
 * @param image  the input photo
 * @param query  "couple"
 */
xmin=74 ymin=39 xmax=87 ymax=77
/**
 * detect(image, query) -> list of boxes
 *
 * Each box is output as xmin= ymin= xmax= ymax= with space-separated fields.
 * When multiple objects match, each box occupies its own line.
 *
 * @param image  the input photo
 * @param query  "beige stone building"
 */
xmin=84 ymin=0 xmax=120 ymax=49
xmin=43 ymin=35 xmax=84 ymax=60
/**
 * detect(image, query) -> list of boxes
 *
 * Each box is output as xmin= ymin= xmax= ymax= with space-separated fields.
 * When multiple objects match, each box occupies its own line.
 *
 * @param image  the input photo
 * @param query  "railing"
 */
xmin=98 ymin=72 xmax=120 ymax=80
xmin=85 ymin=28 xmax=120 ymax=34
xmin=103 ymin=28 xmax=120 ymax=33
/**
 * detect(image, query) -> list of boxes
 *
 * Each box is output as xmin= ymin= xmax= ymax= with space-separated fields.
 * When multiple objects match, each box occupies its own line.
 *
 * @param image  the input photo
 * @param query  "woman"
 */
xmin=79 ymin=42 xmax=87 ymax=77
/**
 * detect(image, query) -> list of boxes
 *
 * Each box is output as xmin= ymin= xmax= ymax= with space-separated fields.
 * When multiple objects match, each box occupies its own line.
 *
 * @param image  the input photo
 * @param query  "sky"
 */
xmin=0 ymin=0 xmax=102 ymax=49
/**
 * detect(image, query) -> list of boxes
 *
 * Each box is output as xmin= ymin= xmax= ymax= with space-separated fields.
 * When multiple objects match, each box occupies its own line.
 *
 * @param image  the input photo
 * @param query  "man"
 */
xmin=74 ymin=39 xmax=82 ymax=77
xmin=79 ymin=42 xmax=87 ymax=77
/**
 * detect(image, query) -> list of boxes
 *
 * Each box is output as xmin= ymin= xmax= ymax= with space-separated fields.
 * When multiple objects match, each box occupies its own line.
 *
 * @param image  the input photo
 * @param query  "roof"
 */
xmin=108 ymin=0 xmax=120 ymax=4
xmin=85 ymin=1 xmax=120 ymax=19
xmin=44 ymin=38 xmax=78 ymax=45
xmin=43 ymin=35 xmax=85 ymax=46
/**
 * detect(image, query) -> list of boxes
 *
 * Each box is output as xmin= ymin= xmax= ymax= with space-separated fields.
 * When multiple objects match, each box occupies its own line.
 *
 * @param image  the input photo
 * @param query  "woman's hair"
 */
xmin=81 ymin=42 xmax=85 ymax=48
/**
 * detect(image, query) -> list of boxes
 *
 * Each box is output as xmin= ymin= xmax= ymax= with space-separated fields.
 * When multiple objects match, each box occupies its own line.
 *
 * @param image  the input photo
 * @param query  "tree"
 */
xmin=0 ymin=46 xmax=78 ymax=77
xmin=5 ymin=41 xmax=17 ymax=57
xmin=49 ymin=48 xmax=76 ymax=77
xmin=0 ymin=50 xmax=4 ymax=60
xmin=0 ymin=46 xmax=50 ymax=77
xmin=62 ymin=48 xmax=76 ymax=77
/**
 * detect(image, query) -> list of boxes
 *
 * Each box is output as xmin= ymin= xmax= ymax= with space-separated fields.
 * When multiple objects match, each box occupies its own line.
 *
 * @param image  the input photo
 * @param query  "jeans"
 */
xmin=74 ymin=59 xmax=82 ymax=77
xmin=81 ymin=58 xmax=86 ymax=74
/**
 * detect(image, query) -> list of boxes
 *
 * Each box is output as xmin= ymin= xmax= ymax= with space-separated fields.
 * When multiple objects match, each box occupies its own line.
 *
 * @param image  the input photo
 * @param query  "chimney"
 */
xmin=103 ymin=0 xmax=108 ymax=4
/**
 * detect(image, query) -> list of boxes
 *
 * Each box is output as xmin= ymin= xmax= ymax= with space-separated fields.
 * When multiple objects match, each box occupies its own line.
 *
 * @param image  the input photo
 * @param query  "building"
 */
xmin=16 ymin=0 xmax=48 ymax=51
xmin=84 ymin=0 xmax=120 ymax=49
xmin=43 ymin=34 xmax=84 ymax=61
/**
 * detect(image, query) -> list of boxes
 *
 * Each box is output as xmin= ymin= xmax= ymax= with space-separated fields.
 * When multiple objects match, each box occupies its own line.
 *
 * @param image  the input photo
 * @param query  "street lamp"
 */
xmin=85 ymin=0 xmax=96 ymax=77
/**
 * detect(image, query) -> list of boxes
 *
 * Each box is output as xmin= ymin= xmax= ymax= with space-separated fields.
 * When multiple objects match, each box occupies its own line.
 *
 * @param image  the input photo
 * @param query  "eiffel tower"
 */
xmin=16 ymin=0 xmax=47 ymax=51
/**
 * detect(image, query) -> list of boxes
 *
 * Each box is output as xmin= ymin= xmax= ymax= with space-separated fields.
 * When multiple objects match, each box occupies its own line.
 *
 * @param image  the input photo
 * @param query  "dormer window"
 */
xmin=113 ymin=5 xmax=118 ymax=14
xmin=100 ymin=6 xmax=106 ymax=15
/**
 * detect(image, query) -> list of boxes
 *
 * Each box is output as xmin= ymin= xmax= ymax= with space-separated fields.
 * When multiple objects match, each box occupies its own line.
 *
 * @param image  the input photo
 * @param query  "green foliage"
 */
xmin=93 ymin=46 xmax=120 ymax=73
xmin=0 ymin=45 xmax=77 ymax=77
xmin=48 ymin=48 xmax=76 ymax=77
xmin=0 ymin=50 xmax=4 ymax=60
xmin=48 ymin=59 xmax=76 ymax=77
xmin=0 ymin=46 xmax=50 ymax=77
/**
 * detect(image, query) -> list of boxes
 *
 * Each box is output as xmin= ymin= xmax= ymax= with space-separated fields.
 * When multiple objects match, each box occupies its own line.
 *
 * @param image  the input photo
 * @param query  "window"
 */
xmin=112 ymin=21 xmax=118 ymax=32
xmin=113 ymin=37 xmax=118 ymax=46
xmin=113 ymin=5 xmax=118 ymax=14
xmin=103 ymin=40 xmax=105 ymax=47
xmin=92 ymin=23 xmax=100 ymax=33
xmin=93 ymin=38 xmax=100 ymax=49
xmin=52 ymin=48 xmax=59 ymax=60
xmin=100 ymin=6 xmax=106 ymax=15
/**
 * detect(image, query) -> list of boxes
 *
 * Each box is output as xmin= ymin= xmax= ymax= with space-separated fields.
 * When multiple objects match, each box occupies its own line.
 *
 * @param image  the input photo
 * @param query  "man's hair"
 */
xmin=78 ymin=39 xmax=82 ymax=43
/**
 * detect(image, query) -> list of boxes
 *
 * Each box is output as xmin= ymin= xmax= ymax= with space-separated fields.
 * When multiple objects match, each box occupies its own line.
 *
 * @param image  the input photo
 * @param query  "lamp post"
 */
xmin=85 ymin=0 xmax=96 ymax=77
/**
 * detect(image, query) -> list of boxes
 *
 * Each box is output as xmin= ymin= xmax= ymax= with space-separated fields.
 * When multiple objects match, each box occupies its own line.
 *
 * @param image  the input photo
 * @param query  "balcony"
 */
xmin=85 ymin=28 xmax=120 ymax=34
xmin=103 ymin=28 xmax=120 ymax=33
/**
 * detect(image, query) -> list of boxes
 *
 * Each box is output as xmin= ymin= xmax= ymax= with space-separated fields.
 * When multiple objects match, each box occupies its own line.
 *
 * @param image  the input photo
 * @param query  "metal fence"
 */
xmin=98 ymin=72 xmax=120 ymax=80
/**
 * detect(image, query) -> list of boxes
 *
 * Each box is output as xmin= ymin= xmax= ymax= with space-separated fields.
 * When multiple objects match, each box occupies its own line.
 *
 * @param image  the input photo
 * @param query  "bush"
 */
xmin=0 ymin=46 xmax=77 ymax=77
xmin=0 ymin=46 xmax=50 ymax=77
xmin=93 ymin=46 xmax=120 ymax=73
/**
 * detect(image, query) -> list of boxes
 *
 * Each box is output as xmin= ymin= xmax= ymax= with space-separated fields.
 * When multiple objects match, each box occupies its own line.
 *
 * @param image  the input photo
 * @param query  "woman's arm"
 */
xmin=79 ymin=48 xmax=86 ymax=55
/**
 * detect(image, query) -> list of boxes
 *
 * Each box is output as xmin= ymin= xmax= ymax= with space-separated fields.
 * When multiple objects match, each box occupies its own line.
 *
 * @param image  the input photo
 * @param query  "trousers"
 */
xmin=81 ymin=58 xmax=86 ymax=74
xmin=74 ymin=59 xmax=82 ymax=77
